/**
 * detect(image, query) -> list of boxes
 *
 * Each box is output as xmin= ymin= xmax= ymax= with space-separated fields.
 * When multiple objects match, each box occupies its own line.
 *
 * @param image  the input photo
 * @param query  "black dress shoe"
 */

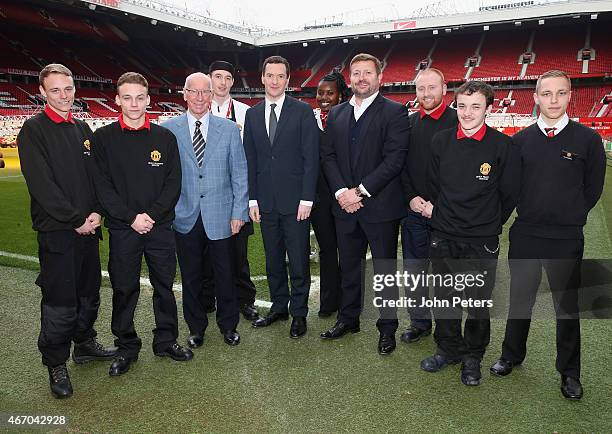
xmin=320 ymin=321 xmax=360 ymax=339
xmin=222 ymin=330 xmax=241 ymax=346
xmin=561 ymin=376 xmax=583 ymax=400
xmin=290 ymin=316 xmax=307 ymax=338
xmin=490 ymin=358 xmax=519 ymax=377
xmin=48 ymin=364 xmax=72 ymax=399
xmin=252 ymin=311 xmax=289 ymax=328
xmin=187 ymin=333 xmax=204 ymax=348
xmin=109 ymin=355 xmax=138 ymax=377
xmin=420 ymin=354 xmax=462 ymax=372
xmin=72 ymin=337 xmax=117 ymax=363
xmin=400 ymin=326 xmax=432 ymax=344
xmin=154 ymin=342 xmax=194 ymax=361
xmin=461 ymin=358 xmax=482 ymax=386
xmin=240 ymin=304 xmax=259 ymax=321
xmin=378 ymin=333 xmax=396 ymax=355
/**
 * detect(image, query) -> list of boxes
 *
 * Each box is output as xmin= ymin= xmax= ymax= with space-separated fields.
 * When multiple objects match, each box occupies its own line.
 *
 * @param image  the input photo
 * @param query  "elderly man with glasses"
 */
xmin=162 ymin=72 xmax=249 ymax=348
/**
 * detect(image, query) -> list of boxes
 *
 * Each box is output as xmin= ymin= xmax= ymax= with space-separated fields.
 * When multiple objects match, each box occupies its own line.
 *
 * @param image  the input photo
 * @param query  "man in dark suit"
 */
xmin=320 ymin=53 xmax=410 ymax=355
xmin=244 ymin=55 xmax=319 ymax=338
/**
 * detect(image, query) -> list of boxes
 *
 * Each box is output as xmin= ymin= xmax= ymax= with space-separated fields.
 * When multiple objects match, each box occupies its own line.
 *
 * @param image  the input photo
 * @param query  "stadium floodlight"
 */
xmin=320 ymin=40 xmax=326 ymax=44
xmin=342 ymin=38 xmax=348 ymax=43
xmin=432 ymin=29 xmax=438 ymax=35
xmin=302 ymin=42 xmax=308 ymax=47
xmin=88 ymin=4 xmax=96 ymax=10
xmin=514 ymin=21 xmax=522 ymax=26
xmin=197 ymin=31 xmax=203 ymax=36
xmin=384 ymin=34 xmax=391 ymax=39
xmin=374 ymin=34 xmax=380 ymax=39
xmin=150 ymin=19 xmax=157 ymax=25
xmin=538 ymin=19 xmax=545 ymax=25
xmin=591 ymin=13 xmax=598 ymax=19
xmin=483 ymin=25 xmax=489 ymax=31
xmin=444 ymin=28 xmax=451 ymax=33
xmin=236 ymin=41 xmax=242 ymax=47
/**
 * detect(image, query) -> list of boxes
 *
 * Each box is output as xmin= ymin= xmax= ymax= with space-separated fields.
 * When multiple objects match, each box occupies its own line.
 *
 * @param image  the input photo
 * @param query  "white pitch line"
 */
xmin=0 ymin=174 xmax=24 ymax=179
xmin=0 ymin=250 xmax=325 ymax=309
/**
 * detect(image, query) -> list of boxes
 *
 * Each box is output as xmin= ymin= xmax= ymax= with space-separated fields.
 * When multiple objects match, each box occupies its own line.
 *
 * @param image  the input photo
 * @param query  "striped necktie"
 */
xmin=544 ymin=127 xmax=556 ymax=138
xmin=193 ymin=120 xmax=206 ymax=166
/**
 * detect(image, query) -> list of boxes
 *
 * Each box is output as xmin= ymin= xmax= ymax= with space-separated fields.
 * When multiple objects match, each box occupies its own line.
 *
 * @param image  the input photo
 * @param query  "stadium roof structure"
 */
xmin=79 ymin=0 xmax=612 ymax=46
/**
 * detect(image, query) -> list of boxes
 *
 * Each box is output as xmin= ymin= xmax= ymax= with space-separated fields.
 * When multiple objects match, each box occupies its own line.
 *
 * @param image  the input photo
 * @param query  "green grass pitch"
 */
xmin=0 ymin=153 xmax=611 ymax=432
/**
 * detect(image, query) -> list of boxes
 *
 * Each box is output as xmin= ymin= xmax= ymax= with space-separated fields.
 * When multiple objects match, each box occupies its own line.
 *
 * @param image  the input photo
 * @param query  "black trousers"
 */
xmin=335 ymin=217 xmax=400 ymax=334
xmin=501 ymin=230 xmax=583 ymax=379
xmin=108 ymin=225 xmax=178 ymax=357
xmin=401 ymin=210 xmax=433 ymax=330
xmin=175 ymin=216 xmax=239 ymax=334
xmin=311 ymin=199 xmax=341 ymax=314
xmin=36 ymin=230 xmax=101 ymax=367
xmin=260 ymin=210 xmax=310 ymax=317
xmin=430 ymin=236 xmax=499 ymax=360
xmin=201 ymin=222 xmax=256 ymax=308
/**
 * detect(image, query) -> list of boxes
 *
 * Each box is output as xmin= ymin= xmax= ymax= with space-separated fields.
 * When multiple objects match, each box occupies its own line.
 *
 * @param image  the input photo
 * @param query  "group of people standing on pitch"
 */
xmin=18 ymin=53 xmax=605 ymax=402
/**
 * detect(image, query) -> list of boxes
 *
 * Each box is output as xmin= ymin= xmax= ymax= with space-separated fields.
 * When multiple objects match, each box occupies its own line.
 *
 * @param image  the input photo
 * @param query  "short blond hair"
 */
xmin=39 ymin=63 xmax=72 ymax=88
xmin=535 ymin=70 xmax=571 ymax=93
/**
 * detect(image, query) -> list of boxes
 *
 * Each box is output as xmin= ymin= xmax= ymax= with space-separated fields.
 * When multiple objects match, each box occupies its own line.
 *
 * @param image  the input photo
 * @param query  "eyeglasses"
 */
xmin=184 ymin=88 xmax=212 ymax=97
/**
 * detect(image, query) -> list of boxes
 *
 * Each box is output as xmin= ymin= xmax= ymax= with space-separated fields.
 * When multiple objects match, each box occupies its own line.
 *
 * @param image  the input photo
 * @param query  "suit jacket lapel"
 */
xmin=203 ymin=116 xmax=220 ymax=169
xmin=255 ymin=102 xmax=271 ymax=147
xmin=181 ymin=114 xmax=198 ymax=166
xmin=271 ymin=95 xmax=292 ymax=147
xmin=353 ymin=94 xmax=384 ymax=169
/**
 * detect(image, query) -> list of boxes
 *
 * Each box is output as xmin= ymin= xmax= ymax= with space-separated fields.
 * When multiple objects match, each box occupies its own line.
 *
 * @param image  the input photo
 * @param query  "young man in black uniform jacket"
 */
xmin=420 ymin=81 xmax=520 ymax=386
xmin=17 ymin=64 xmax=116 ymax=399
xmin=319 ymin=53 xmax=410 ymax=355
xmin=400 ymin=68 xmax=458 ymax=344
xmin=490 ymin=70 xmax=606 ymax=400
xmin=92 ymin=72 xmax=192 ymax=377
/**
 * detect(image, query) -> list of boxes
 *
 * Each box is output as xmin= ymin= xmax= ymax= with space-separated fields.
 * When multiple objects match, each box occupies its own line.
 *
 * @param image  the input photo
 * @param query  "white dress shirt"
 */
xmin=248 ymin=93 xmax=313 ymax=209
xmin=187 ymin=109 xmax=209 ymax=142
xmin=536 ymin=113 xmax=569 ymax=137
xmin=349 ymin=91 xmax=379 ymax=121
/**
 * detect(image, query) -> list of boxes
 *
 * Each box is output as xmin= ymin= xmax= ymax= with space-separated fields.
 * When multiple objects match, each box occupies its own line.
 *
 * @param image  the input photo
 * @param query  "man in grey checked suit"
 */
xmin=162 ymin=72 xmax=248 ymax=348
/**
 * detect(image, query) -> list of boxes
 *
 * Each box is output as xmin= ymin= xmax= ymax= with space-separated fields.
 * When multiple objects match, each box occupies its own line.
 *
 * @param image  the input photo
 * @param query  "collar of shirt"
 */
xmin=457 ymin=123 xmax=487 ymax=141
xmin=118 ymin=112 xmax=151 ymax=131
xmin=187 ymin=109 xmax=210 ymax=141
xmin=44 ymin=104 xmax=75 ymax=124
xmin=537 ymin=113 xmax=569 ymax=136
xmin=265 ymin=93 xmax=286 ymax=135
xmin=349 ymin=91 xmax=379 ymax=121
xmin=211 ymin=96 xmax=231 ymax=118
xmin=419 ymin=103 xmax=446 ymax=120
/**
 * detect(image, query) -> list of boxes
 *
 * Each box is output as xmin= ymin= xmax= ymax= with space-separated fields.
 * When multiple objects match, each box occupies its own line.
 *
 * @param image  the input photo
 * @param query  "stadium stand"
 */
xmin=470 ymin=30 xmax=527 ymax=79
xmin=0 ymin=0 xmax=609 ymax=144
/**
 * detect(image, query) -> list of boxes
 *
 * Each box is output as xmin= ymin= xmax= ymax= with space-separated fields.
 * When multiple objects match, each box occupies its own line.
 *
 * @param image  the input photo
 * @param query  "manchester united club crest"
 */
xmin=149 ymin=150 xmax=163 ymax=167
xmin=83 ymin=139 xmax=91 ymax=156
xmin=476 ymin=162 xmax=491 ymax=181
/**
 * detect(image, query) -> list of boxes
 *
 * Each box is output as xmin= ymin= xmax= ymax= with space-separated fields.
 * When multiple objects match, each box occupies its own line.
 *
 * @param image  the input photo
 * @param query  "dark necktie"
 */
xmin=193 ymin=120 xmax=206 ymax=166
xmin=269 ymin=103 xmax=278 ymax=143
xmin=544 ymin=127 xmax=556 ymax=138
